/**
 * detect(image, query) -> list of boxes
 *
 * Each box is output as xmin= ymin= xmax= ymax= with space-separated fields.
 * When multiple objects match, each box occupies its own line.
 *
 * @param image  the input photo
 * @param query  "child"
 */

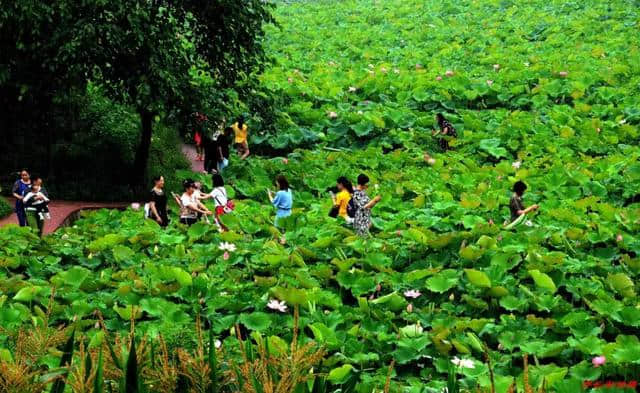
xmin=510 ymin=180 xmax=539 ymax=222
xmin=211 ymin=174 xmax=234 ymax=231
xmin=232 ymin=116 xmax=250 ymax=160
xmin=267 ymin=175 xmax=292 ymax=244
xmin=23 ymin=183 xmax=50 ymax=220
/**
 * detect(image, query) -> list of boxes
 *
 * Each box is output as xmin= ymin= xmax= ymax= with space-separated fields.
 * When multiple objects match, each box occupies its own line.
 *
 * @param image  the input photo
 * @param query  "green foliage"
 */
xmin=0 ymin=197 xmax=12 ymax=219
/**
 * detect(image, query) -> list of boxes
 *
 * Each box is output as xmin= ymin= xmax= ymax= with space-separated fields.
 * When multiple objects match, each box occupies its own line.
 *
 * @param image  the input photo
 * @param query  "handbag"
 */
xmin=328 ymin=205 xmax=339 ymax=218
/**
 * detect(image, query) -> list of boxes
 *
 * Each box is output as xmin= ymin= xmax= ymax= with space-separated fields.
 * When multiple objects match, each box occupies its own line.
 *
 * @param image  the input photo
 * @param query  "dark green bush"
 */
xmin=1 ymin=85 xmax=190 ymax=202
xmin=0 ymin=196 xmax=12 ymax=219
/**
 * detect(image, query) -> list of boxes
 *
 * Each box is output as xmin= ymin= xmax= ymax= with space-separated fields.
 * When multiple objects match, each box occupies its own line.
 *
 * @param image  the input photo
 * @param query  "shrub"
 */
xmin=0 ymin=195 xmax=12 ymax=219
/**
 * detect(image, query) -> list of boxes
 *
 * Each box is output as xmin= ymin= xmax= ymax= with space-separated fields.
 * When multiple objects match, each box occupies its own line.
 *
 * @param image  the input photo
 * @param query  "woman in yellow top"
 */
xmin=232 ymin=115 xmax=250 ymax=160
xmin=332 ymin=176 xmax=354 ymax=224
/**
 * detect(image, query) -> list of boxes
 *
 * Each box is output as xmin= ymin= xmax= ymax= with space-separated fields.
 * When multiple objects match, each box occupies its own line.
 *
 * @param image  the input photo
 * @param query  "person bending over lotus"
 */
xmin=510 ymin=180 xmax=539 ymax=223
xmin=434 ymin=113 xmax=457 ymax=151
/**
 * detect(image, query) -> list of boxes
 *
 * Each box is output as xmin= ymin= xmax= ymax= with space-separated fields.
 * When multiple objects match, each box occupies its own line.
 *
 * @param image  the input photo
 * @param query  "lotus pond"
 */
xmin=2 ymin=0 xmax=640 ymax=392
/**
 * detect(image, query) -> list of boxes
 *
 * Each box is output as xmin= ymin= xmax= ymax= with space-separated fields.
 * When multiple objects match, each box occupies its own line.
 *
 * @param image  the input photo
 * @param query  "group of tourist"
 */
xmin=193 ymin=114 xmax=250 ymax=175
xmin=10 ymin=169 xmax=50 ymax=236
xmin=329 ymin=174 xmax=382 ymax=236
xmin=8 ymin=112 xmax=540 ymax=239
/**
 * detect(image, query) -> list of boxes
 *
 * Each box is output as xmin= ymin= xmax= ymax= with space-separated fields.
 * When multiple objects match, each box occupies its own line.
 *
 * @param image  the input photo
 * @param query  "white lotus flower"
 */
xmin=451 ymin=357 xmax=475 ymax=369
xmin=328 ymin=111 xmax=338 ymax=119
xmin=493 ymin=64 xmax=500 ymax=71
xmin=348 ymin=86 xmax=357 ymax=92
xmin=214 ymin=339 xmax=222 ymax=349
xmin=218 ymin=242 xmax=236 ymax=252
xmin=393 ymin=68 xmax=400 ymax=74
xmin=512 ymin=161 xmax=522 ymax=169
xmin=267 ymin=299 xmax=288 ymax=313
xmin=368 ymin=64 xmax=374 ymax=68
xmin=380 ymin=67 xmax=388 ymax=73
xmin=357 ymin=110 xmax=364 ymax=115
xmin=524 ymin=62 xmax=530 ymax=67
xmin=404 ymin=289 xmax=422 ymax=299
xmin=486 ymin=79 xmax=494 ymax=86
xmin=525 ymin=220 xmax=533 ymax=227
xmin=619 ymin=119 xmax=627 ymax=125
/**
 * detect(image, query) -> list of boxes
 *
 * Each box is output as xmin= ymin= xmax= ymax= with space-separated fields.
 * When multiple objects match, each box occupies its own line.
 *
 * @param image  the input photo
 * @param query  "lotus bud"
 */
xmin=558 ymin=71 xmax=568 ymax=77
xmin=357 ymin=110 xmax=364 ymax=115
xmin=380 ymin=67 xmax=388 ymax=74
xmin=393 ymin=68 xmax=400 ymax=74
xmin=592 ymin=356 xmax=606 ymax=367
xmin=282 ymin=158 xmax=289 ymax=164
xmin=154 ymin=245 xmax=159 ymax=253
xmin=449 ymin=293 xmax=455 ymax=301
xmin=348 ymin=86 xmax=357 ymax=92
xmin=486 ymin=79 xmax=494 ymax=86
xmin=88 ymin=253 xmax=93 ymax=259
xmin=436 ymin=75 xmax=442 ymax=81
xmin=192 ymin=271 xmax=197 ymax=278
xmin=415 ymin=64 xmax=423 ymax=70
xmin=445 ymin=70 xmax=454 ymax=77
xmin=214 ymin=339 xmax=222 ymax=349
xmin=427 ymin=158 xmax=436 ymax=165
xmin=616 ymin=234 xmax=623 ymax=242
xmin=498 ymin=343 xmax=504 ymax=350
xmin=368 ymin=64 xmax=374 ymax=68
xmin=488 ymin=219 xmax=494 ymax=226
xmin=596 ymin=128 xmax=601 ymax=133
xmin=287 ymin=77 xmax=293 ymax=83
xmin=493 ymin=64 xmax=500 ymax=71
xmin=199 ymin=298 xmax=205 ymax=305
xmin=131 ymin=202 xmax=140 ymax=210
xmin=327 ymin=111 xmax=338 ymax=119
xmin=94 ymin=322 xmax=100 ymax=329
xmin=73 ymin=315 xmax=78 ymax=322
xmin=406 ymin=303 xmax=413 ymax=313
xmin=223 ymin=251 xmax=230 ymax=260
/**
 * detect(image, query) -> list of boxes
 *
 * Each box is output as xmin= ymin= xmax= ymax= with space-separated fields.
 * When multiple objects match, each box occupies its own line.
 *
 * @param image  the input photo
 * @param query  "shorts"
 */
xmin=180 ymin=217 xmax=198 ymax=226
xmin=218 ymin=158 xmax=229 ymax=172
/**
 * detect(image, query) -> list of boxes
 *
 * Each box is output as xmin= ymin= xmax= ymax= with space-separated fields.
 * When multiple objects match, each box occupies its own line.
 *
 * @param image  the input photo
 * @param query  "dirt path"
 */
xmin=181 ymin=143 xmax=204 ymax=173
xmin=0 ymin=199 xmax=127 ymax=235
xmin=1 ymin=144 xmax=199 ymax=234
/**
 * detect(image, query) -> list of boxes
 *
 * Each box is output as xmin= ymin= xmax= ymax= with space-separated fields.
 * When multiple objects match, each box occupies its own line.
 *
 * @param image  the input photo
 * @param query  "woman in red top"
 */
xmin=192 ymin=112 xmax=207 ymax=161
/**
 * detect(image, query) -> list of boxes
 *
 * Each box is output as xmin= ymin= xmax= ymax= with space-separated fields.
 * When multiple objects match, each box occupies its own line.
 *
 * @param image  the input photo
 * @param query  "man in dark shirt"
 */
xmin=510 ymin=180 xmax=539 ymax=222
xmin=203 ymin=135 xmax=219 ymax=174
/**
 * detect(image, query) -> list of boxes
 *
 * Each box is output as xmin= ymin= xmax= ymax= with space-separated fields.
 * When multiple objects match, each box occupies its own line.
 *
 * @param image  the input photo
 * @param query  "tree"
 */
xmin=0 ymin=0 xmax=274 ymax=191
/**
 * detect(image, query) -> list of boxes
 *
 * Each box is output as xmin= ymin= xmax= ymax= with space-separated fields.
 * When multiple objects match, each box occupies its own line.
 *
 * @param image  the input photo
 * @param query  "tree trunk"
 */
xmin=132 ymin=109 xmax=154 ymax=191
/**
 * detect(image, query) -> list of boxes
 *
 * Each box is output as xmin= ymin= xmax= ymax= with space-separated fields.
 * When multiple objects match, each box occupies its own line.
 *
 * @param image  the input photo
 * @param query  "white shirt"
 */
xmin=180 ymin=193 xmax=198 ymax=218
xmin=23 ymin=191 xmax=49 ymax=205
xmin=210 ymin=187 xmax=227 ymax=207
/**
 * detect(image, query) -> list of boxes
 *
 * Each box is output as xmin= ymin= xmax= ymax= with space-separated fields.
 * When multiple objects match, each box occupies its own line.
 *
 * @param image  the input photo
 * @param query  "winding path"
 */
xmin=0 ymin=144 xmax=201 ymax=235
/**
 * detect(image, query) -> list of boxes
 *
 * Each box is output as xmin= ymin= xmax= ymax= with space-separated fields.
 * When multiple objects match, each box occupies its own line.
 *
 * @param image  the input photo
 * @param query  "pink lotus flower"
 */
xmin=488 ymin=219 xmax=494 ymax=226
xmin=558 ymin=71 xmax=568 ymax=77
xmin=223 ymin=251 xmax=230 ymax=260
xmin=406 ymin=303 xmax=413 ymax=313
xmin=436 ymin=75 xmax=442 ymax=81
xmin=287 ymin=77 xmax=293 ymax=83
xmin=616 ymin=234 xmax=623 ymax=242
xmin=267 ymin=299 xmax=288 ymax=313
xmin=404 ymin=289 xmax=422 ymax=299
xmin=592 ymin=356 xmax=606 ymax=367
xmin=327 ymin=111 xmax=338 ymax=119
xmin=282 ymin=158 xmax=289 ymax=164
xmin=445 ymin=70 xmax=454 ymax=77
xmin=493 ymin=64 xmax=500 ymax=71
xmin=486 ymin=80 xmax=494 ymax=86
xmin=131 ymin=203 xmax=140 ymax=210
